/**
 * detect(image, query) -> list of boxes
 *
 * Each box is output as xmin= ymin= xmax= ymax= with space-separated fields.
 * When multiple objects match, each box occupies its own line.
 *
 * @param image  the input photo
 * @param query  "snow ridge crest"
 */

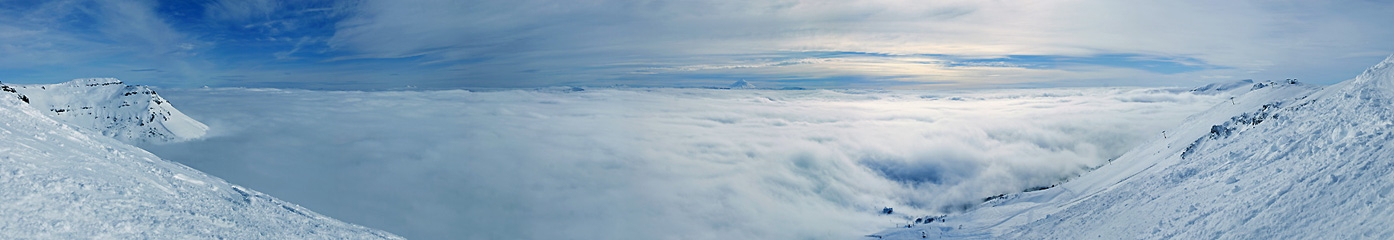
xmin=0 ymin=78 xmax=208 ymax=144
xmin=59 ymin=77 xmax=125 ymax=87
xmin=1353 ymin=54 xmax=1394 ymax=87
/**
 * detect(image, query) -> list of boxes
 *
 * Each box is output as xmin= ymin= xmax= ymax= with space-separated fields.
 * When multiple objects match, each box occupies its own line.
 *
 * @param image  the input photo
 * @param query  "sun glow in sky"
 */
xmin=1 ymin=0 xmax=1392 ymax=89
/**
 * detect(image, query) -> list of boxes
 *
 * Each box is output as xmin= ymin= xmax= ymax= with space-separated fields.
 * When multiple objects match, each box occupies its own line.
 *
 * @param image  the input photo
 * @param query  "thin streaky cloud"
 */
xmin=0 ymin=0 xmax=1390 ymax=89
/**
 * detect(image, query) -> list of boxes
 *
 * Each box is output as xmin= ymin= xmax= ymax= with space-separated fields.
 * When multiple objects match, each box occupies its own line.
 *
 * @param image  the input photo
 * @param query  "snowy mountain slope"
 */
xmin=869 ymin=57 xmax=1394 ymax=238
xmin=0 ymin=78 xmax=207 ymax=144
xmin=0 ymin=88 xmax=400 ymax=238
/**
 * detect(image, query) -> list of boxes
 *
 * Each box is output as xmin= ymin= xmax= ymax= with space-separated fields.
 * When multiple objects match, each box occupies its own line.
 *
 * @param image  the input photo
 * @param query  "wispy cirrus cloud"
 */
xmin=1 ymin=0 xmax=1393 ymax=89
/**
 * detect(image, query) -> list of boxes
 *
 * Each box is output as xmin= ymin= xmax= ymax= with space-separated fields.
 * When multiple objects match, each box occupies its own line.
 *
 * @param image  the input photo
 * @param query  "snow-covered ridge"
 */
xmin=0 ymin=78 xmax=208 ymax=144
xmin=874 ymin=55 xmax=1394 ymax=239
xmin=1189 ymin=79 xmax=1255 ymax=94
xmin=0 ymin=88 xmax=400 ymax=238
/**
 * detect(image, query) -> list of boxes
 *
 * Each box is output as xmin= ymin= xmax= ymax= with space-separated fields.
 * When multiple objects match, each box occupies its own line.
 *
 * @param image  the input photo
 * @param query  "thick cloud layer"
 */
xmin=142 ymin=87 xmax=1229 ymax=239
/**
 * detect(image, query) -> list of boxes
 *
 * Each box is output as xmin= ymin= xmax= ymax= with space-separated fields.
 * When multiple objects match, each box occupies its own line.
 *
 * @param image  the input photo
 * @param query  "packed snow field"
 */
xmin=141 ymin=84 xmax=1241 ymax=239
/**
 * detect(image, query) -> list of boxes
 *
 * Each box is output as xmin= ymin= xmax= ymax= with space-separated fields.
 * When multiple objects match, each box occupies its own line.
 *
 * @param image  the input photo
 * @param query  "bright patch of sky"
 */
xmin=0 ymin=0 xmax=1392 ymax=89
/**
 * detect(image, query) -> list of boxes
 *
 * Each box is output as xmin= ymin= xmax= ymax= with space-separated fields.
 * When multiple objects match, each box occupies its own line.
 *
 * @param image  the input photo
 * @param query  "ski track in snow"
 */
xmin=875 ymin=56 xmax=1394 ymax=239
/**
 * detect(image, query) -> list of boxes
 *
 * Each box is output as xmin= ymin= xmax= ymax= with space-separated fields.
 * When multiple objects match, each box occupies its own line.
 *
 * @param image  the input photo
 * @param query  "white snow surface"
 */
xmin=875 ymin=56 xmax=1394 ymax=239
xmin=0 ymin=82 xmax=399 ymax=238
xmin=0 ymin=78 xmax=208 ymax=144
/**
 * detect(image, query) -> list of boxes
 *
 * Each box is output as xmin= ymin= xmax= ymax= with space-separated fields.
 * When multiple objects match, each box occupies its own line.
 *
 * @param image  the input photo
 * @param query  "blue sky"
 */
xmin=0 ymin=0 xmax=1392 ymax=90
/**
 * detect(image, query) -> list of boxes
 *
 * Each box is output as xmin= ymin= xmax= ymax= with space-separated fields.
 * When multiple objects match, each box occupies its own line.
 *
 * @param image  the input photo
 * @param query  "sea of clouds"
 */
xmin=141 ymin=86 xmax=1232 ymax=239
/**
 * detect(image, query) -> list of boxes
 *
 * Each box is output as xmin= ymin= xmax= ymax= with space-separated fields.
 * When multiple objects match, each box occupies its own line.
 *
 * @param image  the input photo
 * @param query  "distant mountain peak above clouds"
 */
xmin=729 ymin=79 xmax=756 ymax=89
xmin=0 ymin=78 xmax=208 ymax=144
xmin=58 ymin=77 xmax=125 ymax=87
xmin=1189 ymin=79 xmax=1255 ymax=94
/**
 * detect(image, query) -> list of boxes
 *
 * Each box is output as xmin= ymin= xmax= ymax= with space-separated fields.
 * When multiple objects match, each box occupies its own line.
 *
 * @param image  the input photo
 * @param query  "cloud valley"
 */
xmin=142 ymin=86 xmax=1232 ymax=239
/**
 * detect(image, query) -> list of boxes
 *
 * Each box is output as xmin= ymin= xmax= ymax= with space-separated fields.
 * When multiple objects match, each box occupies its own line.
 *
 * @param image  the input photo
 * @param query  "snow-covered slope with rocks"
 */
xmin=874 ymin=56 xmax=1394 ymax=239
xmin=0 ymin=82 xmax=400 ymax=238
xmin=0 ymin=78 xmax=207 ymax=144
